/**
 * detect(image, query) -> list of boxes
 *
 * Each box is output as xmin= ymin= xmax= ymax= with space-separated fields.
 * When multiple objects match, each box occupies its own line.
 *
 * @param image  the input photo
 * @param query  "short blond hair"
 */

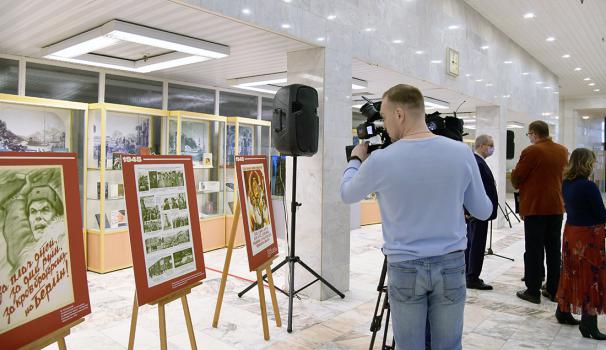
xmin=382 ymin=84 xmax=425 ymax=110
xmin=564 ymin=148 xmax=595 ymax=180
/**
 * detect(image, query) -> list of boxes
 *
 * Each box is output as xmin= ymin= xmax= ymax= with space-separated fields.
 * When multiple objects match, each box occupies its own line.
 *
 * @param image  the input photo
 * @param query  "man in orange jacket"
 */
xmin=511 ymin=120 xmax=568 ymax=304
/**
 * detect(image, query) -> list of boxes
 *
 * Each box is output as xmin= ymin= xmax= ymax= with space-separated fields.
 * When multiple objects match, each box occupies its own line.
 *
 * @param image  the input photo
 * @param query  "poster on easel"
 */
xmin=0 ymin=152 xmax=91 ymax=349
xmin=235 ymin=155 xmax=279 ymax=271
xmin=122 ymin=154 xmax=206 ymax=305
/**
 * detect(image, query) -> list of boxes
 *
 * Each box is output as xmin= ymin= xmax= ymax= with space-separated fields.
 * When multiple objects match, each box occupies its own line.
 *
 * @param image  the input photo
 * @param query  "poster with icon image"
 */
xmin=122 ymin=155 xmax=206 ymax=305
xmin=0 ymin=152 xmax=90 ymax=349
xmin=235 ymin=155 xmax=279 ymax=271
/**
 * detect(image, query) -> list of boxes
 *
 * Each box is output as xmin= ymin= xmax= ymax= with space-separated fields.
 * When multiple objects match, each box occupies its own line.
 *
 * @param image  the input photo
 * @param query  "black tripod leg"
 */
xmin=297 ymin=259 xmax=345 ymax=298
xmin=498 ymin=203 xmax=512 ymax=228
xmin=287 ymin=257 xmax=295 ymax=333
xmin=238 ymin=258 xmax=289 ymax=297
xmin=505 ymin=202 xmax=521 ymax=222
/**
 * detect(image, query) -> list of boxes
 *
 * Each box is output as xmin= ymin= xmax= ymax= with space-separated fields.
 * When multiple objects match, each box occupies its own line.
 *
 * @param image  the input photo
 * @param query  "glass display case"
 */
xmin=168 ymin=111 xmax=227 ymax=251
xmin=225 ymin=117 xmax=272 ymax=246
xmin=0 ymin=93 xmax=88 ymax=250
xmin=86 ymin=103 xmax=166 ymax=273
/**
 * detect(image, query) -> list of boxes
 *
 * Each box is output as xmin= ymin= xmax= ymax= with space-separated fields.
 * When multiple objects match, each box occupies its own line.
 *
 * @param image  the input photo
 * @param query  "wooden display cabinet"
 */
xmin=225 ymin=117 xmax=272 ymax=247
xmin=168 ymin=111 xmax=227 ymax=251
xmin=86 ymin=103 xmax=167 ymax=273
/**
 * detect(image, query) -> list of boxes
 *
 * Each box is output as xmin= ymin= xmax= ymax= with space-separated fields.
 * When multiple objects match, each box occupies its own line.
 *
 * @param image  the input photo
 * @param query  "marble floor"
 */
xmin=44 ymin=212 xmax=606 ymax=350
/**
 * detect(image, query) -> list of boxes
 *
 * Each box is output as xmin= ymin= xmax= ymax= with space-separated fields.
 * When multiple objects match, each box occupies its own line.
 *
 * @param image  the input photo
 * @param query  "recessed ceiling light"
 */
xmin=242 ymin=8 xmax=251 ymax=15
xmin=594 ymin=89 xmax=601 ymax=92
xmin=316 ymin=37 xmax=325 ymax=42
xmin=584 ymin=77 xmax=591 ymax=81
xmin=392 ymin=39 xmax=403 ymax=44
xmin=574 ymin=67 xmax=582 ymax=71
xmin=481 ymin=45 xmax=489 ymax=50
xmin=502 ymin=94 xmax=511 ymax=98
xmin=544 ymin=86 xmax=552 ymax=89
xmin=554 ymin=116 xmax=559 ymax=119
xmin=486 ymin=83 xmax=493 ymax=87
xmin=283 ymin=0 xmax=291 ymax=2
xmin=281 ymin=24 xmax=291 ymax=29
xmin=465 ymin=73 xmax=471 ymax=77
xmin=554 ymin=91 xmax=559 ymax=94
xmin=475 ymin=79 xmax=483 ymax=82
xmin=415 ymin=50 xmax=424 ymax=55
xmin=542 ymin=112 xmax=552 ymax=116
xmin=327 ymin=14 xmax=337 ymax=20
xmin=561 ymin=54 xmax=570 ymax=58
xmin=430 ymin=60 xmax=442 ymax=64
xmin=536 ymin=81 xmax=543 ymax=85
xmin=448 ymin=25 xmax=459 ymax=30
xmin=522 ymin=72 xmax=530 ymax=75
xmin=589 ymin=83 xmax=596 ymax=86
xmin=504 ymin=60 xmax=513 ymax=64
xmin=523 ymin=12 xmax=536 ymax=19
xmin=582 ymin=115 xmax=590 ymax=120
xmin=364 ymin=27 xmax=375 ymax=32
xmin=546 ymin=36 xmax=556 ymax=42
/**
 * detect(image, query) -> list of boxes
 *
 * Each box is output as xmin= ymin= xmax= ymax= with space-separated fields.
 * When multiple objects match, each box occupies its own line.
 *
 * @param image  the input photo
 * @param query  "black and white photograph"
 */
xmin=144 ymin=230 xmax=191 ymax=254
xmin=0 ymin=107 xmax=69 ymax=152
xmin=180 ymin=120 xmax=208 ymax=167
xmin=147 ymin=255 xmax=173 ymax=278
xmin=173 ymin=248 xmax=194 ymax=268
xmin=104 ymin=113 xmax=149 ymax=168
xmin=137 ymin=174 xmax=150 ymax=192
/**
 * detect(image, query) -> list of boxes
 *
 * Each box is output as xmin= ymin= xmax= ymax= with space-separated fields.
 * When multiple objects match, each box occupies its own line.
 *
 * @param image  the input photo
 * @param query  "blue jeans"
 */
xmin=388 ymin=251 xmax=466 ymax=350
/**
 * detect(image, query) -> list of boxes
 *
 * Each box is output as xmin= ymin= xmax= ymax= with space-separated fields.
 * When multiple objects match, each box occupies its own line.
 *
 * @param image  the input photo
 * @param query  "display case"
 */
xmin=86 ymin=103 xmax=166 ymax=273
xmin=168 ymin=111 xmax=227 ymax=251
xmin=225 ymin=117 xmax=272 ymax=246
xmin=0 ymin=93 xmax=89 ymax=252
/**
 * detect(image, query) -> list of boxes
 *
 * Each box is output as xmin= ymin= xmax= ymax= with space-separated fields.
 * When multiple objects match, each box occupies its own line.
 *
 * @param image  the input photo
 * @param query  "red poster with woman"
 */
xmin=235 ymin=155 xmax=279 ymax=271
xmin=0 ymin=152 xmax=90 ymax=349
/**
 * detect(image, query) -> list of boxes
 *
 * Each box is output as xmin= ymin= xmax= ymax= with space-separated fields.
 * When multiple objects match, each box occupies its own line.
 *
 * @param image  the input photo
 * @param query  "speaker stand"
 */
xmin=237 ymin=156 xmax=345 ymax=332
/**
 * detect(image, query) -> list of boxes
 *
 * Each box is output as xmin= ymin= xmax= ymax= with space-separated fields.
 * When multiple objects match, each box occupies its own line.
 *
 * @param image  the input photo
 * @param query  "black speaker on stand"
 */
xmin=238 ymin=84 xmax=345 ymax=333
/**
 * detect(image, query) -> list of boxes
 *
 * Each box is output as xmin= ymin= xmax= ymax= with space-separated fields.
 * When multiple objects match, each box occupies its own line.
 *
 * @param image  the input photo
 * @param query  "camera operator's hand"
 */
xmin=351 ymin=142 xmax=369 ymax=162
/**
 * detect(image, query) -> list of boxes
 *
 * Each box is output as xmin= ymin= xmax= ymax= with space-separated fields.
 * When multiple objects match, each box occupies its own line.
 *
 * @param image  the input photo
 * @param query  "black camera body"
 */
xmin=346 ymin=97 xmax=465 ymax=160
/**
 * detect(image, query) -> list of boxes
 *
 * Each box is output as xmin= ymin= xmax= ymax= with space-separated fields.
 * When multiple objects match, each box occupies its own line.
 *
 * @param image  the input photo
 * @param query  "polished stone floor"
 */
xmin=44 ymin=212 xmax=606 ymax=349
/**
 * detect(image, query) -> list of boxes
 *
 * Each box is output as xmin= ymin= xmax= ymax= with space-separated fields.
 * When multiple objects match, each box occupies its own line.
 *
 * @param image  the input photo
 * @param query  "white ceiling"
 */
xmin=464 ymin=0 xmax=606 ymax=98
xmin=0 ymin=0 xmax=314 ymax=88
xmin=351 ymin=59 xmax=490 ymax=115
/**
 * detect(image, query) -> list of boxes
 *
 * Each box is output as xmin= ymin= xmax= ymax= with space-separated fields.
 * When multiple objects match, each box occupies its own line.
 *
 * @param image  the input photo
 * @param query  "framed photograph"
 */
xmin=0 ymin=152 xmax=90 ymax=349
xmin=235 ymin=155 xmax=278 ymax=271
xmin=181 ymin=120 xmax=209 ymax=167
xmin=122 ymin=155 xmax=206 ymax=305
xmin=104 ymin=113 xmax=150 ymax=168
xmin=0 ymin=105 xmax=70 ymax=153
xmin=227 ymin=124 xmax=255 ymax=166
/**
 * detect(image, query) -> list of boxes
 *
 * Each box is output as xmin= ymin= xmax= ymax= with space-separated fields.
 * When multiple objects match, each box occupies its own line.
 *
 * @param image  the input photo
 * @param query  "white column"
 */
xmin=286 ymin=44 xmax=352 ymax=300
xmin=475 ymin=105 xmax=508 ymax=228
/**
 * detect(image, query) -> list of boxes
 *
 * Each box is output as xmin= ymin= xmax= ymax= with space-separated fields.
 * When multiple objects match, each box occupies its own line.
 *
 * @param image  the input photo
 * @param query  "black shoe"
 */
xmin=580 ymin=315 xmax=606 ymax=340
xmin=467 ymin=280 xmax=493 ymax=290
xmin=555 ymin=308 xmax=580 ymax=325
xmin=516 ymin=289 xmax=540 ymax=304
xmin=542 ymin=289 xmax=556 ymax=302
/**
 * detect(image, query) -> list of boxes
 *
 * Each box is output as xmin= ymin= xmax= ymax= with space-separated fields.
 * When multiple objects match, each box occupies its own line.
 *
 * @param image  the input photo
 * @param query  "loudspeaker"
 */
xmin=272 ymin=84 xmax=319 ymax=156
xmin=506 ymin=130 xmax=515 ymax=159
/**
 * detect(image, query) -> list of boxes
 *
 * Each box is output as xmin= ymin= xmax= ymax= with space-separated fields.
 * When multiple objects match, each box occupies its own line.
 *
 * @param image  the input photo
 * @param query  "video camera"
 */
xmin=346 ymin=97 xmax=466 ymax=160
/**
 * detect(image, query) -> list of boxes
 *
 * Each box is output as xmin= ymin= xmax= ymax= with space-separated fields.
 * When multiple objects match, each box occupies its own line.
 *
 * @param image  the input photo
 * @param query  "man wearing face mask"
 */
xmin=341 ymin=84 xmax=492 ymax=350
xmin=465 ymin=135 xmax=499 ymax=290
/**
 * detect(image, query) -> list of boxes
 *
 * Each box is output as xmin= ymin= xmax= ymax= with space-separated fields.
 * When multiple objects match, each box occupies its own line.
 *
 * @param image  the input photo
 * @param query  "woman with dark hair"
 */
xmin=556 ymin=148 xmax=606 ymax=339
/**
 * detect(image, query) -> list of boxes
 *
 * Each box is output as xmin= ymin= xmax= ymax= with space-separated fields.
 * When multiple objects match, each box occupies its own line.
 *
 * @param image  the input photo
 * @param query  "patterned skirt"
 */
xmin=557 ymin=224 xmax=606 ymax=314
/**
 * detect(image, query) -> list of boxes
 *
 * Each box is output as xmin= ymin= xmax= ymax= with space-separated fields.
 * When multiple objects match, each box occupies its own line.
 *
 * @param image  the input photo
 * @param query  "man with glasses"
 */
xmin=512 ymin=120 xmax=568 ymax=304
xmin=466 ymin=135 xmax=499 ymax=290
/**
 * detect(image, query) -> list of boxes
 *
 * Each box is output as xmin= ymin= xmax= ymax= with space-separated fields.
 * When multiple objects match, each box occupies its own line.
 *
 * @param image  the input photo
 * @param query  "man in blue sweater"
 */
xmin=341 ymin=84 xmax=492 ymax=350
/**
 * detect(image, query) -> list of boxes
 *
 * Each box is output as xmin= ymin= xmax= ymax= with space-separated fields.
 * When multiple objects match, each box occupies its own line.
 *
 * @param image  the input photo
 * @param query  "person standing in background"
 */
xmin=511 ymin=120 xmax=568 ymax=304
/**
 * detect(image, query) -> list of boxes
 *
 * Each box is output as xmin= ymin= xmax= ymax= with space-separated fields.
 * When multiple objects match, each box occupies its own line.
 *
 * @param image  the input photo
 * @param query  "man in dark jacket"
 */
xmin=466 ymin=134 xmax=499 ymax=290
xmin=512 ymin=120 xmax=568 ymax=304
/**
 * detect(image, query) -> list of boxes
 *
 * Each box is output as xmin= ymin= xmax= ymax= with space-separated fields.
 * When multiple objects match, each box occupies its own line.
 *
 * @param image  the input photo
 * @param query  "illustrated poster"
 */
xmin=122 ymin=155 xmax=206 ymax=305
xmin=0 ymin=152 xmax=90 ymax=349
xmin=235 ymin=155 xmax=278 ymax=271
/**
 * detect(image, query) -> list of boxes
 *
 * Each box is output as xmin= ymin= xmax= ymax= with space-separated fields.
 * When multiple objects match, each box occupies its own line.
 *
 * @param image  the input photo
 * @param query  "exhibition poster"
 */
xmin=0 ymin=152 xmax=91 ymax=349
xmin=235 ymin=155 xmax=279 ymax=271
xmin=122 ymin=155 xmax=206 ymax=305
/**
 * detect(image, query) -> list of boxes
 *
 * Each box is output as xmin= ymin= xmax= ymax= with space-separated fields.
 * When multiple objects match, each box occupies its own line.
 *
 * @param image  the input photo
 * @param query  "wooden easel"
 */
xmin=18 ymin=318 xmax=84 ymax=350
xmin=212 ymin=200 xmax=282 ymax=340
xmin=128 ymin=281 xmax=201 ymax=350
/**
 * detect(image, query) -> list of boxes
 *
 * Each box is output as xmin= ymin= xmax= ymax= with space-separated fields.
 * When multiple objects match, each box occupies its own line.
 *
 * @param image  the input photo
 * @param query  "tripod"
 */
xmin=238 ymin=156 xmax=345 ymax=332
xmin=369 ymin=256 xmax=395 ymax=350
xmin=485 ymin=220 xmax=514 ymax=261
xmin=498 ymin=202 xmax=520 ymax=228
